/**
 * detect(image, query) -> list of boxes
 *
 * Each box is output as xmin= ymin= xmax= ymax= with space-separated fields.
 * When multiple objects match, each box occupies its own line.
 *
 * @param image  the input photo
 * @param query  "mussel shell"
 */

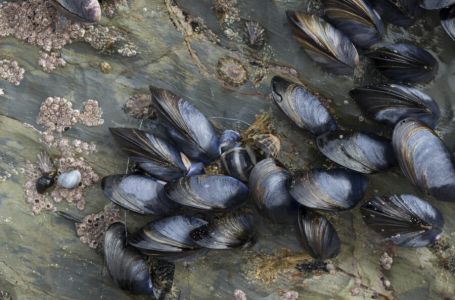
xmin=350 ymin=83 xmax=440 ymax=128
xmin=316 ymin=131 xmax=396 ymax=174
xmin=249 ymin=159 xmax=298 ymax=223
xmin=221 ymin=146 xmax=257 ymax=182
xmin=190 ymin=213 xmax=255 ymax=249
xmin=252 ymin=134 xmax=281 ymax=158
xmin=372 ymin=0 xmax=423 ymax=27
xmin=52 ymin=0 xmax=101 ymax=23
xmin=271 ymin=76 xmax=338 ymax=136
xmin=101 ymin=174 xmax=175 ymax=215
xmin=392 ymin=118 xmax=455 ymax=201
xmin=165 ymin=175 xmax=249 ymax=211
xmin=323 ymin=0 xmax=384 ymax=48
xmin=104 ymin=223 xmax=161 ymax=296
xmin=110 ymin=128 xmax=187 ymax=182
xmin=289 ymin=169 xmax=368 ymax=211
xmin=367 ymin=44 xmax=438 ymax=83
xmin=36 ymin=175 xmax=55 ymax=194
xmin=441 ymin=5 xmax=455 ymax=42
xmin=150 ymin=86 xmax=220 ymax=163
xmin=128 ymin=215 xmax=207 ymax=256
xmin=421 ymin=0 xmax=455 ymax=9
xmin=286 ymin=11 xmax=359 ymax=75
xmin=297 ymin=209 xmax=340 ymax=260
xmin=360 ymin=194 xmax=444 ymax=247
xmin=219 ymin=129 xmax=241 ymax=153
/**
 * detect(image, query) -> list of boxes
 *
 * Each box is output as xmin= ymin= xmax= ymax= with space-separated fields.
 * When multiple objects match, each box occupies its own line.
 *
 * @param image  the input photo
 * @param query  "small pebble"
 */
xmin=99 ymin=61 xmax=112 ymax=74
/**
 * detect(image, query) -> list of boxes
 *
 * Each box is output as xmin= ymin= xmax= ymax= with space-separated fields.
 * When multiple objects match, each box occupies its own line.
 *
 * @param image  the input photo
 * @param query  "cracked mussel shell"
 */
xmin=104 ymin=223 xmax=172 ymax=296
xmin=441 ymin=5 xmax=455 ymax=42
xmin=393 ymin=118 xmax=455 ymax=201
xmin=286 ymin=11 xmax=359 ymax=75
xmin=316 ymin=130 xmax=396 ymax=174
xmin=289 ymin=168 xmax=368 ymax=211
xmin=52 ymin=0 xmax=101 ymax=23
xmin=297 ymin=208 xmax=341 ymax=260
xmin=165 ymin=175 xmax=249 ymax=211
xmin=101 ymin=174 xmax=176 ymax=215
xmin=371 ymin=0 xmax=424 ymax=27
xmin=360 ymin=194 xmax=444 ymax=247
xmin=128 ymin=215 xmax=207 ymax=257
xmin=150 ymin=86 xmax=220 ymax=163
xmin=350 ymin=83 xmax=440 ymax=128
xmin=271 ymin=76 xmax=338 ymax=136
xmin=190 ymin=212 xmax=255 ymax=250
xmin=323 ymin=0 xmax=384 ymax=48
xmin=221 ymin=146 xmax=257 ymax=182
xmin=249 ymin=158 xmax=298 ymax=223
xmin=367 ymin=43 xmax=438 ymax=83
xmin=110 ymin=127 xmax=192 ymax=182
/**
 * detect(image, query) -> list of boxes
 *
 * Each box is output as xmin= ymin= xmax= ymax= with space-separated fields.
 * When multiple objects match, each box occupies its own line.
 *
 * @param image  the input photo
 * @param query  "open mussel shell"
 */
xmin=150 ymin=86 xmax=220 ymax=163
xmin=372 ymin=0 xmax=423 ymax=27
xmin=286 ymin=11 xmax=359 ymax=75
xmin=101 ymin=174 xmax=175 ymax=215
xmin=441 ymin=5 xmax=455 ymax=42
xmin=52 ymin=0 xmax=101 ymax=23
xmin=316 ymin=131 xmax=396 ymax=174
xmin=128 ymin=215 xmax=207 ymax=256
xmin=421 ymin=0 xmax=455 ymax=9
xmin=361 ymin=194 xmax=444 ymax=247
xmin=165 ymin=175 xmax=249 ymax=211
xmin=297 ymin=209 xmax=340 ymax=260
xmin=104 ymin=223 xmax=168 ymax=296
xmin=221 ymin=146 xmax=257 ymax=182
xmin=110 ymin=128 xmax=189 ymax=181
xmin=323 ymin=0 xmax=384 ymax=48
xmin=393 ymin=118 xmax=455 ymax=201
xmin=219 ymin=129 xmax=241 ymax=153
xmin=367 ymin=44 xmax=438 ymax=83
xmin=190 ymin=213 xmax=255 ymax=250
xmin=271 ymin=76 xmax=338 ymax=136
xmin=249 ymin=158 xmax=298 ymax=223
xmin=289 ymin=169 xmax=368 ymax=211
xmin=350 ymin=83 xmax=440 ymax=128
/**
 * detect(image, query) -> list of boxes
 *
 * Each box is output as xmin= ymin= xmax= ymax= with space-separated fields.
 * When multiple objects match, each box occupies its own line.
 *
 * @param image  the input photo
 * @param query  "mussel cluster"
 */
xmin=285 ymin=0 xmax=452 ymax=81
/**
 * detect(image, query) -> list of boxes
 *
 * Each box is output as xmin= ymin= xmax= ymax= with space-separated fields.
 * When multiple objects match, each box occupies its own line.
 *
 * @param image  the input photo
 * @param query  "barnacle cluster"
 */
xmin=217 ymin=57 xmax=248 ymax=87
xmin=79 ymin=100 xmax=104 ymax=127
xmin=38 ymin=51 xmax=66 ymax=73
xmin=83 ymin=25 xmax=137 ymax=57
xmin=379 ymin=252 xmax=393 ymax=270
xmin=212 ymin=0 xmax=240 ymax=40
xmin=37 ymin=97 xmax=80 ymax=133
xmin=101 ymin=0 xmax=129 ymax=18
xmin=76 ymin=204 xmax=121 ymax=249
xmin=124 ymin=94 xmax=155 ymax=119
xmin=24 ymin=162 xmax=55 ymax=215
xmin=0 ymin=59 xmax=25 ymax=86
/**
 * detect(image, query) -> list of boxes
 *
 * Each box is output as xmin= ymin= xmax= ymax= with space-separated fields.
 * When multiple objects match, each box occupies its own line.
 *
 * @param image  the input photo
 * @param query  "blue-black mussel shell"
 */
xmin=372 ymin=0 xmax=424 ymax=27
xmin=441 ymin=5 xmax=455 ymax=42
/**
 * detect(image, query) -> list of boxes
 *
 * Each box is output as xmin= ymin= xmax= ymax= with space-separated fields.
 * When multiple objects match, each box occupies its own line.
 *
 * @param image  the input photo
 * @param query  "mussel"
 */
xmin=128 ymin=215 xmax=207 ymax=256
xmin=350 ymin=83 xmax=440 ymax=128
xmin=271 ymin=76 xmax=338 ymax=136
xmin=251 ymin=134 xmax=281 ymax=158
xmin=249 ymin=159 xmax=298 ymax=222
xmin=392 ymin=118 xmax=455 ymax=202
xmin=101 ymin=174 xmax=175 ymax=215
xmin=371 ymin=0 xmax=423 ymax=27
xmin=110 ymin=128 xmax=192 ymax=182
xmin=297 ymin=209 xmax=340 ymax=260
xmin=323 ymin=0 xmax=384 ymax=48
xmin=367 ymin=44 xmax=438 ymax=83
xmin=219 ymin=129 xmax=241 ymax=153
xmin=150 ymin=86 xmax=220 ymax=163
xmin=36 ymin=151 xmax=55 ymax=194
xmin=165 ymin=175 xmax=249 ymax=211
xmin=190 ymin=213 xmax=255 ymax=249
xmin=220 ymin=146 xmax=257 ymax=182
xmin=289 ymin=169 xmax=368 ymax=211
xmin=360 ymin=194 xmax=444 ymax=247
xmin=104 ymin=223 xmax=165 ymax=296
xmin=51 ymin=0 xmax=101 ymax=23
xmin=421 ymin=0 xmax=455 ymax=9
xmin=286 ymin=11 xmax=359 ymax=75
xmin=441 ymin=5 xmax=455 ymax=42
xmin=316 ymin=131 xmax=396 ymax=174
